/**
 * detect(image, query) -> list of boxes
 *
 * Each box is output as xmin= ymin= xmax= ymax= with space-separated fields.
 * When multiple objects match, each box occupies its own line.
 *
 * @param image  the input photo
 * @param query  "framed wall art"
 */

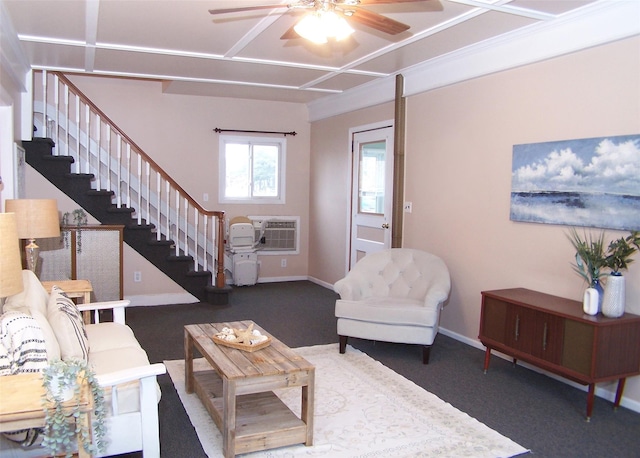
xmin=510 ymin=134 xmax=640 ymax=231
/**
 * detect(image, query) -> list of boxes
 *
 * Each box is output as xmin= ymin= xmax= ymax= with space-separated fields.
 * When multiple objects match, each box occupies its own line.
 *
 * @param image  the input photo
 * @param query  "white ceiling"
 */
xmin=0 ymin=0 xmax=619 ymax=107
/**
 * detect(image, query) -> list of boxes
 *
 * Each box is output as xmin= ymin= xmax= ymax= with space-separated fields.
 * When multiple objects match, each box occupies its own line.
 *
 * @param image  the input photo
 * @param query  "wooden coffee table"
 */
xmin=184 ymin=321 xmax=315 ymax=457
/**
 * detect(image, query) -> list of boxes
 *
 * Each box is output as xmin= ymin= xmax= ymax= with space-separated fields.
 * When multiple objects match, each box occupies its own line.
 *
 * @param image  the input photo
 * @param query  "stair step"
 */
xmin=148 ymin=238 xmax=173 ymax=246
xmin=128 ymin=223 xmax=155 ymax=230
xmin=186 ymin=270 xmax=212 ymax=278
xmin=167 ymin=255 xmax=192 ymax=263
xmin=42 ymin=155 xmax=74 ymax=164
xmin=66 ymin=173 xmax=95 ymax=180
xmin=87 ymin=189 xmax=115 ymax=196
xmin=106 ymin=206 xmax=134 ymax=214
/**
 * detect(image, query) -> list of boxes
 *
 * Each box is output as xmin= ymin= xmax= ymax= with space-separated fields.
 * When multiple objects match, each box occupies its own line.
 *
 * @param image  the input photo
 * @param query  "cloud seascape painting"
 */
xmin=510 ymin=134 xmax=640 ymax=231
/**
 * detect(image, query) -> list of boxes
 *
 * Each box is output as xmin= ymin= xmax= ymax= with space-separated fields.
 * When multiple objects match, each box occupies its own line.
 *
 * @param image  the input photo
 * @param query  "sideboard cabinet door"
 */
xmin=480 ymin=297 xmax=564 ymax=365
xmin=39 ymin=225 xmax=124 ymax=302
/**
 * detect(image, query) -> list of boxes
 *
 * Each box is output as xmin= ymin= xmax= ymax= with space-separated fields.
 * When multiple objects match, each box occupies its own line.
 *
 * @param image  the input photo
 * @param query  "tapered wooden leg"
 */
xmin=614 ymin=378 xmax=626 ymax=410
xmin=586 ymin=383 xmax=595 ymax=422
xmin=483 ymin=348 xmax=491 ymax=373
xmin=339 ymin=335 xmax=348 ymax=354
xmin=422 ymin=345 xmax=432 ymax=364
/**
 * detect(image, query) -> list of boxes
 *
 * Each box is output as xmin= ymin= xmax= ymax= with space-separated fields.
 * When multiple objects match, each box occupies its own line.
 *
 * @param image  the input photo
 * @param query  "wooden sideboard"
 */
xmin=479 ymin=288 xmax=640 ymax=420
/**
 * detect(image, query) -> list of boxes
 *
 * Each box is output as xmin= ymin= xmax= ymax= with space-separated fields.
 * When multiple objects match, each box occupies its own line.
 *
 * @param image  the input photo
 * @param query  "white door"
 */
xmin=350 ymin=126 xmax=394 ymax=267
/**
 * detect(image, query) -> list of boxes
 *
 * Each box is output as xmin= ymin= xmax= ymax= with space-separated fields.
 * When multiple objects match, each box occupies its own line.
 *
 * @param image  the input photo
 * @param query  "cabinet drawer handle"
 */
xmin=543 ymin=322 xmax=548 ymax=351
xmin=514 ymin=315 xmax=520 ymax=341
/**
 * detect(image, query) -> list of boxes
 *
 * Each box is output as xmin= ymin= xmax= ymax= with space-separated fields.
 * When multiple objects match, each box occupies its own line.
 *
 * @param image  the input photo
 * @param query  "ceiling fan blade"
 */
xmin=349 ymin=7 xmax=410 ymax=35
xmin=281 ymin=24 xmax=300 ymax=40
xmin=356 ymin=0 xmax=443 ymax=12
xmin=208 ymin=5 xmax=288 ymax=15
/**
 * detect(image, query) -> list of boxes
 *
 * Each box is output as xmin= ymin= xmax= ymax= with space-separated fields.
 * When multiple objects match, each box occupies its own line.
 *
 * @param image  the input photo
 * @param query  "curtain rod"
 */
xmin=214 ymin=128 xmax=297 ymax=137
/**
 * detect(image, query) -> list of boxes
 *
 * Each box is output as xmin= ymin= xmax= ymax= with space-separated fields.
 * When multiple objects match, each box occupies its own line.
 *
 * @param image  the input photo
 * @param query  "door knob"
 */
xmin=381 ymin=223 xmax=389 ymax=229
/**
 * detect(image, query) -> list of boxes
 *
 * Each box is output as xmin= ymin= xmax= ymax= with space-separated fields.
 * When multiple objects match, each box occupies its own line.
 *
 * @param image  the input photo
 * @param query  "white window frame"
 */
xmin=218 ymin=135 xmax=286 ymax=204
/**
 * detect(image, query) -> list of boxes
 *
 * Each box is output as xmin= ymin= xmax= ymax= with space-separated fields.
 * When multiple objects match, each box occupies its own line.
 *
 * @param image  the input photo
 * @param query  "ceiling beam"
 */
xmin=83 ymin=0 xmax=100 ymax=72
xmin=445 ymin=0 xmax=557 ymax=21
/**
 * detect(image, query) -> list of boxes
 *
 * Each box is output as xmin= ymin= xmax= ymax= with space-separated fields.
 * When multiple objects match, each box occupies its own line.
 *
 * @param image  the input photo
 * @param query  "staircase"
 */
xmin=28 ymin=71 xmax=230 ymax=304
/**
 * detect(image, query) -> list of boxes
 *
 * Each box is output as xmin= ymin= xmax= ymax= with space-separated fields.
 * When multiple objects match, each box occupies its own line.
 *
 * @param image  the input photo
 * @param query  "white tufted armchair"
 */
xmin=334 ymin=248 xmax=451 ymax=364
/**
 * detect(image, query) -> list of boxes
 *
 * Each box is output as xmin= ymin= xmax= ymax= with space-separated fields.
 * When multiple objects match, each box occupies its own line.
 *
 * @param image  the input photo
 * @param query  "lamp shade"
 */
xmin=0 ymin=213 xmax=24 ymax=297
xmin=4 ymin=199 xmax=60 ymax=239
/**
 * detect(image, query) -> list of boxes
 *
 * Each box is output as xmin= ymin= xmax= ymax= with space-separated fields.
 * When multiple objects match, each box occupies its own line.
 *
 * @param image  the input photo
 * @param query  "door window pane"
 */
xmin=358 ymin=141 xmax=386 ymax=214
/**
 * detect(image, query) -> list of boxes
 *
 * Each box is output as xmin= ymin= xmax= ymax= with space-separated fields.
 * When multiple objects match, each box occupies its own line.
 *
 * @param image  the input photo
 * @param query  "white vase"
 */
xmin=602 ymin=273 xmax=625 ymax=318
xmin=582 ymin=287 xmax=599 ymax=315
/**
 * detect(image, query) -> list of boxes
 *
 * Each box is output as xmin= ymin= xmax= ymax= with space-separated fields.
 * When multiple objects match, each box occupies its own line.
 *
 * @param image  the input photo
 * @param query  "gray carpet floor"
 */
xmin=123 ymin=280 xmax=640 ymax=457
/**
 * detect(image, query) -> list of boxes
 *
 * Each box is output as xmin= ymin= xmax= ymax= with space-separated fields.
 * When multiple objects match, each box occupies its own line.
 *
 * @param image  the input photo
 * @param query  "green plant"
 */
xmin=603 ymin=231 xmax=640 ymax=273
xmin=568 ymin=228 xmax=606 ymax=285
xmin=41 ymin=359 xmax=107 ymax=458
xmin=569 ymin=229 xmax=640 ymax=282
xmin=61 ymin=209 xmax=88 ymax=253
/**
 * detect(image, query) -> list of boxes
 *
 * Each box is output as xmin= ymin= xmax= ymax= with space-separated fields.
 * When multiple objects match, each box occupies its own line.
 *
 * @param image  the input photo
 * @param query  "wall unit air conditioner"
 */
xmin=248 ymin=216 xmax=299 ymax=255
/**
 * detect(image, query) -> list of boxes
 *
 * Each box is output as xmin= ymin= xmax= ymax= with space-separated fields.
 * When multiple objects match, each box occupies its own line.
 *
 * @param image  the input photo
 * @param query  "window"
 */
xmin=219 ymin=135 xmax=286 ymax=204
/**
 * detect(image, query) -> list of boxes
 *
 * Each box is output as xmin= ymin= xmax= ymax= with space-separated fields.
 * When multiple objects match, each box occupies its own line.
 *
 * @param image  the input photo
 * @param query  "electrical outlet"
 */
xmin=134 ymin=271 xmax=142 ymax=282
xmin=281 ymin=259 xmax=287 ymax=268
xmin=203 ymin=193 xmax=209 ymax=202
xmin=404 ymin=202 xmax=412 ymax=213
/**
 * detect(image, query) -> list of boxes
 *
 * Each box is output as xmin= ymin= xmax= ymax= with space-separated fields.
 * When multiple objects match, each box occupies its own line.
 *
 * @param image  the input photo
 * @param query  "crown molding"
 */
xmin=307 ymin=0 xmax=640 ymax=122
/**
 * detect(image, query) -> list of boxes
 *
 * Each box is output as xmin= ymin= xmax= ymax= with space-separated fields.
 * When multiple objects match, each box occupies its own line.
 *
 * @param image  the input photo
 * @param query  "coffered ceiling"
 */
xmin=0 ymin=0 xmax=617 ymax=106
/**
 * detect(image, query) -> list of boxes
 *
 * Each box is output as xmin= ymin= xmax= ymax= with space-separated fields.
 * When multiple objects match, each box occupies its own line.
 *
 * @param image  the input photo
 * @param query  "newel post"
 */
xmin=216 ymin=212 xmax=226 ymax=288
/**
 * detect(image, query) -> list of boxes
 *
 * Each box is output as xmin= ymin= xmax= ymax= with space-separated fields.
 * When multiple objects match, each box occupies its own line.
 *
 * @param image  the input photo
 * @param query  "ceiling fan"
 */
xmin=209 ymin=1 xmax=442 ymax=44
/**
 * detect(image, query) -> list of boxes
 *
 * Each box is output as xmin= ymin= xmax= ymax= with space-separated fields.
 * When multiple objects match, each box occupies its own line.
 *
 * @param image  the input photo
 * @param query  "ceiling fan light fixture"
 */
xmin=323 ymin=11 xmax=355 ymax=41
xmin=294 ymin=12 xmax=328 ymax=44
xmin=294 ymin=10 xmax=354 ymax=44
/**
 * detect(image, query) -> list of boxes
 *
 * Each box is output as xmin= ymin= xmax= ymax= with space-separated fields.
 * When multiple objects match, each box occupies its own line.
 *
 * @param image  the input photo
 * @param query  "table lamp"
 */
xmin=0 ymin=212 xmax=25 ymax=300
xmin=4 ymin=199 xmax=60 ymax=275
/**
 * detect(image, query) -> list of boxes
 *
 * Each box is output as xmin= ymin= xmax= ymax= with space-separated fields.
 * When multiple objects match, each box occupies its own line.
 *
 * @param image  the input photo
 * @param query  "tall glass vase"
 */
xmin=602 ymin=273 xmax=625 ymax=318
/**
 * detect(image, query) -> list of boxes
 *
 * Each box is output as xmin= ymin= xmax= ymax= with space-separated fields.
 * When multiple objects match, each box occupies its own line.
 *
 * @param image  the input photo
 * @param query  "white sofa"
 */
xmin=0 ymin=270 xmax=165 ymax=457
xmin=334 ymin=248 xmax=451 ymax=364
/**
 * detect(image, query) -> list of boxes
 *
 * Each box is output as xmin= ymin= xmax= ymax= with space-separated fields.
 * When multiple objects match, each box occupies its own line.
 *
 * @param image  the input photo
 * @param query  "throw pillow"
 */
xmin=0 ymin=311 xmax=48 ymax=447
xmin=0 ymin=311 xmax=48 ymax=375
xmin=3 ymin=270 xmax=49 ymax=316
xmin=30 ymin=310 xmax=61 ymax=361
xmin=47 ymin=286 xmax=89 ymax=361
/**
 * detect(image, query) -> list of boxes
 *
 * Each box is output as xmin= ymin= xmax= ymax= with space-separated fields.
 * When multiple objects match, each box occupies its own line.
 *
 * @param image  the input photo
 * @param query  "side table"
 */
xmin=0 ymin=373 xmax=93 ymax=457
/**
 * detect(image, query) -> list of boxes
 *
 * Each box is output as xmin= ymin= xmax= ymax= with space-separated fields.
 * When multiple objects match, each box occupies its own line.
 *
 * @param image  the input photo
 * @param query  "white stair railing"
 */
xmin=32 ymin=70 xmax=226 ymax=289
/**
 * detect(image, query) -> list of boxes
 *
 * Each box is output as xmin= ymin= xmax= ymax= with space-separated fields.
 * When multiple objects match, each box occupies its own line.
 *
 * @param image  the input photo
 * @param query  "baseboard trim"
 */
xmin=438 ymin=327 xmax=640 ymax=414
xmin=125 ymin=292 xmax=198 ymax=307
xmin=257 ymin=275 xmax=308 ymax=283
xmin=307 ymin=276 xmax=334 ymax=290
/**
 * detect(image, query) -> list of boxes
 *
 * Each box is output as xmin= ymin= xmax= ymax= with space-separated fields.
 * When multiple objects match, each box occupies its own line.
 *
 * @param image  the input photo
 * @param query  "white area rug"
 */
xmin=165 ymin=343 xmax=528 ymax=458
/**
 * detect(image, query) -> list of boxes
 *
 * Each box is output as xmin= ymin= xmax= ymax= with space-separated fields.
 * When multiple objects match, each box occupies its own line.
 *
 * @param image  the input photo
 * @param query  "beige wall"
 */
xmin=309 ymin=37 xmax=640 ymax=407
xmin=308 ymin=102 xmax=394 ymax=285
